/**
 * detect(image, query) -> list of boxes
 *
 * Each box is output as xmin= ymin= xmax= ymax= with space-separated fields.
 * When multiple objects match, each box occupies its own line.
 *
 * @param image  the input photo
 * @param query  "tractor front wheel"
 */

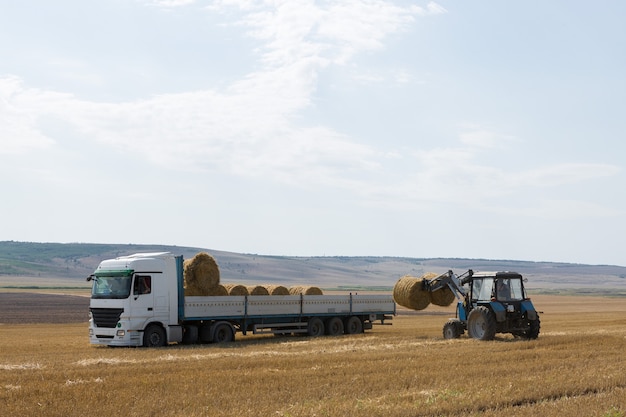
xmin=443 ymin=319 xmax=463 ymax=339
xmin=467 ymin=306 xmax=496 ymax=341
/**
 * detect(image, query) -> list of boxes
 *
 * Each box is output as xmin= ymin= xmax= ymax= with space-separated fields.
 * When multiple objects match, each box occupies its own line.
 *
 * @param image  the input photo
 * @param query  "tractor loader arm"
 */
xmin=424 ymin=269 xmax=472 ymax=301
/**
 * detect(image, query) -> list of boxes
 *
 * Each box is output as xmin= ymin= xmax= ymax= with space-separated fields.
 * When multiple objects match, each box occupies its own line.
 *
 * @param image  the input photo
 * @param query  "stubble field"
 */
xmin=1 ymin=293 xmax=625 ymax=417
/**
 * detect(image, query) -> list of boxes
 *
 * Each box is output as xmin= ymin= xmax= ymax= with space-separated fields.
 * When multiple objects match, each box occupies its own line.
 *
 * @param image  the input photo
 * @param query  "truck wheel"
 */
xmin=443 ymin=319 xmax=462 ymax=339
xmin=325 ymin=317 xmax=344 ymax=336
xmin=307 ymin=317 xmax=325 ymax=337
xmin=467 ymin=306 xmax=496 ymax=341
xmin=143 ymin=324 xmax=166 ymax=347
xmin=212 ymin=322 xmax=234 ymax=343
xmin=344 ymin=316 xmax=363 ymax=335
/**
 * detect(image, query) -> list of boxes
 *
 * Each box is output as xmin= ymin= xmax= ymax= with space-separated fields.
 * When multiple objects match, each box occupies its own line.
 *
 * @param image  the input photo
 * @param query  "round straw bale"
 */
xmin=429 ymin=273 xmax=456 ymax=307
xmin=183 ymin=252 xmax=220 ymax=292
xmin=393 ymin=275 xmax=431 ymax=311
xmin=184 ymin=284 xmax=205 ymax=296
xmin=247 ymin=285 xmax=270 ymax=295
xmin=288 ymin=286 xmax=303 ymax=295
xmin=223 ymin=284 xmax=249 ymax=296
xmin=264 ymin=285 xmax=290 ymax=295
xmin=289 ymin=286 xmax=323 ymax=295
xmin=206 ymin=284 xmax=228 ymax=296
xmin=303 ymin=286 xmax=323 ymax=295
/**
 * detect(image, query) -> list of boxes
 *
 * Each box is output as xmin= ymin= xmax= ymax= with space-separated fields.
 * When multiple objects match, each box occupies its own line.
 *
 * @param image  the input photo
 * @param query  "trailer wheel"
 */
xmin=143 ymin=324 xmax=166 ymax=347
xmin=443 ymin=319 xmax=463 ymax=339
xmin=467 ymin=306 xmax=496 ymax=341
xmin=325 ymin=317 xmax=344 ymax=336
xmin=307 ymin=317 xmax=325 ymax=337
xmin=212 ymin=322 xmax=234 ymax=343
xmin=344 ymin=316 xmax=363 ymax=335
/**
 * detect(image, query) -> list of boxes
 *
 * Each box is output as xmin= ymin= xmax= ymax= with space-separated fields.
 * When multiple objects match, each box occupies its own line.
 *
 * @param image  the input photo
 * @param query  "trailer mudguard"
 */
xmin=489 ymin=302 xmax=506 ymax=322
xmin=521 ymin=300 xmax=537 ymax=320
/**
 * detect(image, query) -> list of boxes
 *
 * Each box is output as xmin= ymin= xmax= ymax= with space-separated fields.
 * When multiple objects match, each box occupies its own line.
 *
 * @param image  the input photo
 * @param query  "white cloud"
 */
xmin=0 ymin=76 xmax=56 ymax=155
xmin=1 ymin=1 xmax=620 ymax=229
xmin=426 ymin=1 xmax=447 ymax=15
xmin=0 ymin=1 xmax=426 ymax=183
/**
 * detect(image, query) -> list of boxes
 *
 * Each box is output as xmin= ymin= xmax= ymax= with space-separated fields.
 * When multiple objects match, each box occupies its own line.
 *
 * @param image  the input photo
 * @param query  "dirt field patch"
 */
xmin=0 ymin=293 xmax=89 ymax=324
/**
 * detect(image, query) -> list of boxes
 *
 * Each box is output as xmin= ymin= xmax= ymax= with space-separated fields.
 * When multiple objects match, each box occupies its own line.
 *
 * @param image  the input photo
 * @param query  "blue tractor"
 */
xmin=426 ymin=270 xmax=540 ymax=341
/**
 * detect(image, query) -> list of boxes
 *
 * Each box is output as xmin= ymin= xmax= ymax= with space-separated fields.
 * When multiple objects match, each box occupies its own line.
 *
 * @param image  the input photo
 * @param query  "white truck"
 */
xmin=87 ymin=252 xmax=396 ymax=347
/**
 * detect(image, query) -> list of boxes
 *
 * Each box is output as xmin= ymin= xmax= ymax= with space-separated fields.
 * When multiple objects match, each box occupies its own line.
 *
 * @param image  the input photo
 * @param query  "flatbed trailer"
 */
xmin=87 ymin=252 xmax=395 ymax=347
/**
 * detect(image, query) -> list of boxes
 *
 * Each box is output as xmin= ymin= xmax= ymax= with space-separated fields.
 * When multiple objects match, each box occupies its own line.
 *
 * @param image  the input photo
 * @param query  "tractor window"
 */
xmin=496 ymin=278 xmax=524 ymax=301
xmin=472 ymin=278 xmax=493 ymax=301
xmin=509 ymin=279 xmax=524 ymax=300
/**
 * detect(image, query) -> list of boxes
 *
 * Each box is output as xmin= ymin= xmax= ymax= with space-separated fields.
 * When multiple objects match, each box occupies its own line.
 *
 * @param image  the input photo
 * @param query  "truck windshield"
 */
xmin=91 ymin=275 xmax=132 ymax=299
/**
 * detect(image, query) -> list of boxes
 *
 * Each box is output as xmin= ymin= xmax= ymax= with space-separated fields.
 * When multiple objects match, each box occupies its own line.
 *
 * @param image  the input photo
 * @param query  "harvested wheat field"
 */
xmin=1 ymin=293 xmax=625 ymax=417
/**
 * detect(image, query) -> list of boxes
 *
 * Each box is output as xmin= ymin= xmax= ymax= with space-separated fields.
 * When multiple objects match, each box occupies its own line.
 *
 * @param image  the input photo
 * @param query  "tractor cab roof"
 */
xmin=470 ymin=271 xmax=523 ymax=280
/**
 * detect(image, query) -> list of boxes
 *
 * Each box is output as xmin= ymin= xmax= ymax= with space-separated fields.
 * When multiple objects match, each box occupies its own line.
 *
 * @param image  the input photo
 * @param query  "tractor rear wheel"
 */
xmin=467 ymin=306 xmax=496 ymax=341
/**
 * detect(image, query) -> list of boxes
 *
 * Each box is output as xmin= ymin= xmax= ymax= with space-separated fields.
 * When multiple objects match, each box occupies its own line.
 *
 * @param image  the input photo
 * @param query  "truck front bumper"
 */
xmin=88 ymin=319 xmax=143 ymax=347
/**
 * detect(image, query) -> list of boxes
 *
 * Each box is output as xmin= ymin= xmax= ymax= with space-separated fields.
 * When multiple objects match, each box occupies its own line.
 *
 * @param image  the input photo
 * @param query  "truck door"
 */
xmin=130 ymin=275 xmax=155 ymax=326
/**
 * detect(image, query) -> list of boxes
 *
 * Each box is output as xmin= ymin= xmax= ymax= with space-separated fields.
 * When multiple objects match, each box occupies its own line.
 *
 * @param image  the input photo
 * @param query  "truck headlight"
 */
xmin=116 ymin=330 xmax=126 ymax=337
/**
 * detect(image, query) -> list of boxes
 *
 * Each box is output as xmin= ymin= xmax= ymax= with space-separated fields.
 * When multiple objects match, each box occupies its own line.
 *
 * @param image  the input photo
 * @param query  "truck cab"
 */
xmin=88 ymin=252 xmax=183 ymax=347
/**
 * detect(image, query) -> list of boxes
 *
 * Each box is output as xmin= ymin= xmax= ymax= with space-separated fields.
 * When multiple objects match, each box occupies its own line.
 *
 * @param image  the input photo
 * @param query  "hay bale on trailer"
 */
xmin=247 ymin=285 xmax=270 ymax=295
xmin=183 ymin=252 xmax=220 ymax=293
xmin=264 ymin=285 xmax=290 ymax=295
xmin=184 ymin=284 xmax=205 ymax=296
xmin=206 ymin=284 xmax=229 ymax=296
xmin=223 ymin=284 xmax=249 ymax=296
xmin=393 ymin=274 xmax=431 ymax=311
xmin=289 ymin=286 xmax=324 ymax=296
xmin=185 ymin=283 xmax=227 ymax=296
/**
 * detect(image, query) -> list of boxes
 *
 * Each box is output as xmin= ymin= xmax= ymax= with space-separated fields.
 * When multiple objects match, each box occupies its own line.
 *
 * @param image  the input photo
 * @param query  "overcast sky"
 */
xmin=1 ymin=1 xmax=625 ymax=266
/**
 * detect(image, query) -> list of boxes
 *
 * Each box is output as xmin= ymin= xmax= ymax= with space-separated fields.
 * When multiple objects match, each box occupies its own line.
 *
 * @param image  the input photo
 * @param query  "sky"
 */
xmin=1 ymin=1 xmax=625 ymax=266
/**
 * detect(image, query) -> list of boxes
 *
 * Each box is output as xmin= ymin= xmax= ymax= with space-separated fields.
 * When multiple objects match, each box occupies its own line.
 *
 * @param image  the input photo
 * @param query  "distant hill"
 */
xmin=1 ymin=241 xmax=625 ymax=293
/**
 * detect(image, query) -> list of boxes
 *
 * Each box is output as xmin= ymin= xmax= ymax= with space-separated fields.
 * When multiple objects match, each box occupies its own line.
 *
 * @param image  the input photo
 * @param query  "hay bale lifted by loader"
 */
xmin=393 ymin=270 xmax=540 ymax=341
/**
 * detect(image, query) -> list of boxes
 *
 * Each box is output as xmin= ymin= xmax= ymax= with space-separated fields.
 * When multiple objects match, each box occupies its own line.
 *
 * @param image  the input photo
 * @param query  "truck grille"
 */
xmin=91 ymin=308 xmax=124 ymax=328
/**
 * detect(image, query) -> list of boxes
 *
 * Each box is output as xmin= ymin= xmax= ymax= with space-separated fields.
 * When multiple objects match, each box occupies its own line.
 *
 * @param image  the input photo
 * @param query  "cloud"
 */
xmin=0 ymin=76 xmax=56 ymax=155
xmin=1 ymin=1 xmax=618 ymax=222
xmin=0 ymin=1 xmax=425 ymax=182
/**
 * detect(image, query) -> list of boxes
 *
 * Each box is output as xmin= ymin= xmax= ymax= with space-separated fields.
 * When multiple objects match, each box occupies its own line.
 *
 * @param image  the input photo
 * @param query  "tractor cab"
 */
xmin=469 ymin=272 xmax=526 ymax=304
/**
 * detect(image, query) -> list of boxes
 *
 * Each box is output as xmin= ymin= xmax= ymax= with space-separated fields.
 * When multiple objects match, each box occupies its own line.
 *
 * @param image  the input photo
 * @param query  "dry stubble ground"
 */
xmin=0 ymin=292 xmax=625 ymax=417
